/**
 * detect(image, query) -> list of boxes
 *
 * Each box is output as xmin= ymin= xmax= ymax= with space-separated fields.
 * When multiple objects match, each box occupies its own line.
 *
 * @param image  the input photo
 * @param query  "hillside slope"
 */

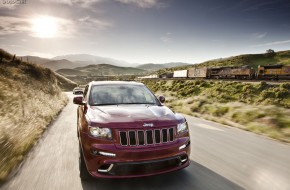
xmin=18 ymin=56 xmax=50 ymax=65
xmin=40 ymin=59 xmax=78 ymax=71
xmin=198 ymin=50 xmax=290 ymax=68
xmin=137 ymin=63 xmax=165 ymax=71
xmin=0 ymin=49 xmax=76 ymax=182
xmin=57 ymin=64 xmax=146 ymax=76
xmin=156 ymin=50 xmax=290 ymax=75
xmin=143 ymin=79 xmax=290 ymax=142
xmin=52 ymin=54 xmax=137 ymax=67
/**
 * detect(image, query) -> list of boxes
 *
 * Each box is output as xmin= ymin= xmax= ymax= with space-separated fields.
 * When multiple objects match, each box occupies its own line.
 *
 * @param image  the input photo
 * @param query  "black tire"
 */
xmin=79 ymin=143 xmax=91 ymax=180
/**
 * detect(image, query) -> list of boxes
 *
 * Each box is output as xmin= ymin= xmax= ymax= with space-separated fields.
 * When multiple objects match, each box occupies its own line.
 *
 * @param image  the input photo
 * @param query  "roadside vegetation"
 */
xmin=155 ymin=50 xmax=290 ymax=75
xmin=143 ymin=79 xmax=290 ymax=142
xmin=0 ymin=49 xmax=77 ymax=183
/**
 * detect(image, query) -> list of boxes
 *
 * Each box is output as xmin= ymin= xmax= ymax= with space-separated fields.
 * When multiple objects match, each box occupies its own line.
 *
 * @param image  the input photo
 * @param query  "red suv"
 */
xmin=73 ymin=81 xmax=191 ymax=179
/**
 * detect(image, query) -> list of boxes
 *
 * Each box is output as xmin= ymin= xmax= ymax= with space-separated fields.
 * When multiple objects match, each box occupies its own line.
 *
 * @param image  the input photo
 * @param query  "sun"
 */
xmin=31 ymin=16 xmax=58 ymax=38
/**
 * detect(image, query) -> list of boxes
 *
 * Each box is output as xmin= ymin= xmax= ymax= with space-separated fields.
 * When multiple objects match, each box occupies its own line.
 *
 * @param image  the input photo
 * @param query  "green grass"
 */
xmin=155 ymin=50 xmax=290 ymax=75
xmin=143 ymin=79 xmax=290 ymax=142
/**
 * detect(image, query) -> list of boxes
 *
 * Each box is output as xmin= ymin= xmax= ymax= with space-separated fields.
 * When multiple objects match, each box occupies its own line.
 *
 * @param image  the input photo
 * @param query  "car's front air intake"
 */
xmin=119 ymin=127 xmax=175 ymax=146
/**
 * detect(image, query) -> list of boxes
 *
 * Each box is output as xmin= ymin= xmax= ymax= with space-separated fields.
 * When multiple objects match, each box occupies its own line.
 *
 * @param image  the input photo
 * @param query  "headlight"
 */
xmin=177 ymin=122 xmax=188 ymax=134
xmin=89 ymin=126 xmax=112 ymax=139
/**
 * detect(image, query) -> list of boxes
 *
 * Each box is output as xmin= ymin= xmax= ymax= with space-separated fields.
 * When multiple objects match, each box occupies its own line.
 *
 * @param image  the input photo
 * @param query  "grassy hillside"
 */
xmin=143 ymin=79 xmax=290 ymax=142
xmin=57 ymin=64 xmax=147 ymax=76
xmin=0 ymin=49 xmax=76 ymax=182
xmin=54 ymin=72 xmax=78 ymax=91
xmin=155 ymin=50 xmax=290 ymax=75
xmin=198 ymin=50 xmax=290 ymax=68
xmin=18 ymin=56 xmax=50 ymax=65
xmin=137 ymin=63 xmax=165 ymax=71
xmin=57 ymin=68 xmax=85 ymax=76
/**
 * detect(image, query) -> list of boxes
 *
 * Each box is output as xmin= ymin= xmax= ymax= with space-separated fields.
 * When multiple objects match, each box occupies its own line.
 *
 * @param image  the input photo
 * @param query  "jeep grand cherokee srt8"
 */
xmin=73 ymin=81 xmax=191 ymax=179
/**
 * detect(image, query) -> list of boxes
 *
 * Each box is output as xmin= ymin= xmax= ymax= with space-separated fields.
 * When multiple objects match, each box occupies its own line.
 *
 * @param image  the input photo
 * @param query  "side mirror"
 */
xmin=159 ymin=95 xmax=165 ymax=103
xmin=73 ymin=96 xmax=85 ymax=105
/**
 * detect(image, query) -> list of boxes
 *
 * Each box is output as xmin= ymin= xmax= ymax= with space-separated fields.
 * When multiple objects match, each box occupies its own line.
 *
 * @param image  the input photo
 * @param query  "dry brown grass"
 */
xmin=0 ymin=78 xmax=68 ymax=182
xmin=0 ymin=49 xmax=73 ymax=183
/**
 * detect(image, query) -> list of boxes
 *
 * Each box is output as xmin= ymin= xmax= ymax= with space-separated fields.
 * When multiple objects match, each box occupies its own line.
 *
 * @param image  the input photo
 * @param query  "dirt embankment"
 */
xmin=0 ymin=49 xmax=77 ymax=183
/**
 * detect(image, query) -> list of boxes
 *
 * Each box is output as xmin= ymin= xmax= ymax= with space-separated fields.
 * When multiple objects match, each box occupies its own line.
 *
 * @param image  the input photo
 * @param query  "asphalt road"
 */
xmin=2 ymin=92 xmax=290 ymax=190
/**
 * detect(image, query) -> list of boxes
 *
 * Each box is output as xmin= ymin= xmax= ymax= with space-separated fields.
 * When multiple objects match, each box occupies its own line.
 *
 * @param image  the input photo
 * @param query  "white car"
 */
xmin=73 ymin=87 xmax=84 ymax=95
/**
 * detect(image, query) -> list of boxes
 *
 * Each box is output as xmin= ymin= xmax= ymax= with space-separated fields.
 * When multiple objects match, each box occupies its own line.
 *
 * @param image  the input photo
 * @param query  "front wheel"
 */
xmin=79 ymin=143 xmax=91 ymax=180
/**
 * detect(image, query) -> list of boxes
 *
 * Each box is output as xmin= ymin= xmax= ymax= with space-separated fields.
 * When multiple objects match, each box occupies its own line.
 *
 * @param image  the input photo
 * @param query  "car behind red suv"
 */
xmin=73 ymin=81 xmax=191 ymax=179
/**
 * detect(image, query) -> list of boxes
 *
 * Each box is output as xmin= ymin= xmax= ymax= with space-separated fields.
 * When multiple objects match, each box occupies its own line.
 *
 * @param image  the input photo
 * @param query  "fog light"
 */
xmin=180 ymin=155 xmax=188 ymax=163
xmin=98 ymin=164 xmax=114 ymax=173
xmin=99 ymin=151 xmax=116 ymax=157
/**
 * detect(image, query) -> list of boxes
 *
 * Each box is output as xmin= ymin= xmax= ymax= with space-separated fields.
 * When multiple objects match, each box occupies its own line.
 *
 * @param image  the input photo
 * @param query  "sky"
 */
xmin=1 ymin=0 xmax=290 ymax=64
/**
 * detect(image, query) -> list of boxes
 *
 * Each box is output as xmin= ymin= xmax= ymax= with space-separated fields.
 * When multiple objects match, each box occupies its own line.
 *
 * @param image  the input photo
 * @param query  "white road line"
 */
xmin=195 ymin=123 xmax=224 ymax=131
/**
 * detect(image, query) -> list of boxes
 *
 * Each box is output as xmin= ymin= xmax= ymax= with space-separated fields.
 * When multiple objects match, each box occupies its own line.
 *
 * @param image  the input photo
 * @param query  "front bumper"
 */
xmin=81 ymin=135 xmax=191 ymax=178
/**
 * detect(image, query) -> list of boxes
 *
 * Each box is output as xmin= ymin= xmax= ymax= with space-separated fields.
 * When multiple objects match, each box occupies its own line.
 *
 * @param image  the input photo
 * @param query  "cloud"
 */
xmin=161 ymin=32 xmax=172 ymax=43
xmin=115 ymin=0 xmax=161 ymax=8
xmin=251 ymin=39 xmax=290 ymax=47
xmin=39 ymin=0 xmax=102 ymax=7
xmin=0 ymin=4 xmax=17 ymax=10
xmin=50 ymin=0 xmax=71 ymax=5
xmin=77 ymin=16 xmax=112 ymax=30
xmin=0 ymin=15 xmax=75 ymax=38
xmin=0 ymin=16 xmax=30 ymax=35
xmin=253 ymin=32 xmax=267 ymax=39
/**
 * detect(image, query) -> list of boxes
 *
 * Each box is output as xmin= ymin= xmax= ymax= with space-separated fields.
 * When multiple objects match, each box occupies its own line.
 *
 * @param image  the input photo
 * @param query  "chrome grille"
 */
xmin=119 ymin=127 xmax=175 ymax=146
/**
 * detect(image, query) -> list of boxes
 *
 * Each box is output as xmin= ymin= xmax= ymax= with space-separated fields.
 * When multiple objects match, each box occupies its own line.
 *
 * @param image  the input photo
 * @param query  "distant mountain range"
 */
xmin=40 ymin=59 xmax=79 ymax=71
xmin=57 ymin=64 xmax=146 ymax=76
xmin=18 ymin=54 xmax=190 ymax=75
xmin=15 ymin=50 xmax=290 ymax=83
xmin=52 ymin=54 xmax=137 ymax=68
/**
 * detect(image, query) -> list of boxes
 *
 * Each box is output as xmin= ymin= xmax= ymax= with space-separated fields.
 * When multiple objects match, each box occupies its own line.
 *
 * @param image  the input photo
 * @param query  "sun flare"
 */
xmin=31 ymin=16 xmax=58 ymax=38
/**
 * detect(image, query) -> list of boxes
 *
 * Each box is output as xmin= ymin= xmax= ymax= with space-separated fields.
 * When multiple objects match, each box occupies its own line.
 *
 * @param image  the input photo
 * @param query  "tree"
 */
xmin=266 ymin=49 xmax=275 ymax=57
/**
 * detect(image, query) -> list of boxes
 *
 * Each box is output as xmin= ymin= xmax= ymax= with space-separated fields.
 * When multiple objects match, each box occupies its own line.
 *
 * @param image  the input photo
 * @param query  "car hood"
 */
xmin=86 ymin=104 xmax=184 ymax=128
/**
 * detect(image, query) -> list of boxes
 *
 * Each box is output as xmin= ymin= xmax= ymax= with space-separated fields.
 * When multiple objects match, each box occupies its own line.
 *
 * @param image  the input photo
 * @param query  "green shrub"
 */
xmin=258 ymin=81 xmax=268 ymax=90
xmin=231 ymin=108 xmax=266 ymax=124
xmin=280 ymin=83 xmax=290 ymax=89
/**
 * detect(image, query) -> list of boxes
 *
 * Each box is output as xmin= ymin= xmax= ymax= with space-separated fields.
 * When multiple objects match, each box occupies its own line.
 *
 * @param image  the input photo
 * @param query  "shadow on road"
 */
xmin=80 ymin=160 xmax=244 ymax=190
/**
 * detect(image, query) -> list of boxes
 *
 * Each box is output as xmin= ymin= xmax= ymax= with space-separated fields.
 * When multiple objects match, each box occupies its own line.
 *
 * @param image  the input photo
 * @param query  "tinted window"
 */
xmin=89 ymin=84 xmax=157 ymax=105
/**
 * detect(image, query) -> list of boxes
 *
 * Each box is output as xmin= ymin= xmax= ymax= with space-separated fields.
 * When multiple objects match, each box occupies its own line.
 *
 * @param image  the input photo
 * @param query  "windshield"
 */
xmin=89 ymin=84 xmax=158 ymax=106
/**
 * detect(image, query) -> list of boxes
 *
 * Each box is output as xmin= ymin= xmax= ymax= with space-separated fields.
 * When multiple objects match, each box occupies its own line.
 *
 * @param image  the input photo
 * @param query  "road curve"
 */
xmin=1 ymin=92 xmax=290 ymax=190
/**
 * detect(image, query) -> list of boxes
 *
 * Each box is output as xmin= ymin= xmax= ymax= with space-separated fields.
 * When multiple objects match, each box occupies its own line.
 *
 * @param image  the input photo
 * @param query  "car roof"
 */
xmin=90 ymin=81 xmax=144 ymax=86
